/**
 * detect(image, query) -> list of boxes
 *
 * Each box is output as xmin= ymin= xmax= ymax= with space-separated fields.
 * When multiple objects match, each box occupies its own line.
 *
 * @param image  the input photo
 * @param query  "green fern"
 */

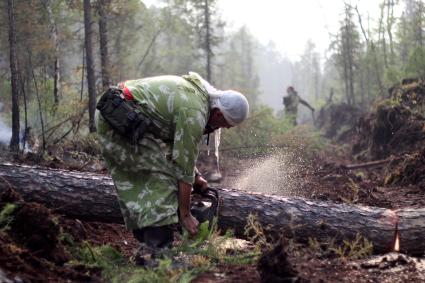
xmin=244 ymin=214 xmax=271 ymax=250
xmin=338 ymin=234 xmax=373 ymax=259
xmin=0 ymin=203 xmax=17 ymax=231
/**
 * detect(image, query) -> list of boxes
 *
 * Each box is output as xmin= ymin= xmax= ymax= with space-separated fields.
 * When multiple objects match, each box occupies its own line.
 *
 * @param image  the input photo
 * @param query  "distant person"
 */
xmin=96 ymin=72 xmax=249 ymax=266
xmin=327 ymin=88 xmax=334 ymax=104
xmin=283 ymin=86 xmax=315 ymax=126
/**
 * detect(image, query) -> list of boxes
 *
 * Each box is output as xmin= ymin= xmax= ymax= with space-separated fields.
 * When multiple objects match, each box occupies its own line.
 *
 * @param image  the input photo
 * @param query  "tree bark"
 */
xmin=28 ymin=52 xmax=46 ymax=152
xmin=45 ymin=0 xmax=60 ymax=107
xmin=97 ymin=0 xmax=111 ymax=90
xmin=204 ymin=0 xmax=212 ymax=82
xmin=83 ymin=0 xmax=97 ymax=133
xmin=378 ymin=1 xmax=388 ymax=69
xmin=18 ymin=72 xmax=28 ymax=151
xmin=136 ymin=28 xmax=162 ymax=73
xmin=7 ymin=0 xmax=20 ymax=152
xmin=0 ymin=163 xmax=424 ymax=256
xmin=386 ymin=0 xmax=395 ymax=63
xmin=355 ymin=6 xmax=386 ymax=99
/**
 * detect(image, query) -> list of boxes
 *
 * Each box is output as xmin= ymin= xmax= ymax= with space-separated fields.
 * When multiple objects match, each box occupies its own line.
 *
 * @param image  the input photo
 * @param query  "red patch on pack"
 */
xmin=118 ymin=82 xmax=133 ymax=100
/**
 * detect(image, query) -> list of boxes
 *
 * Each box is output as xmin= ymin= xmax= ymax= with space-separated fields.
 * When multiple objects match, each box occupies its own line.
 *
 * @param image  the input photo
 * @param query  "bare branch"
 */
xmin=355 ymin=5 xmax=369 ymax=43
xmin=137 ymin=28 xmax=163 ymax=72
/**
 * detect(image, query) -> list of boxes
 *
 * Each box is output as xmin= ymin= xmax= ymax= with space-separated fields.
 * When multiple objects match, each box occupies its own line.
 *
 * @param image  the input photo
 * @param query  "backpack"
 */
xmin=96 ymin=88 xmax=152 ymax=145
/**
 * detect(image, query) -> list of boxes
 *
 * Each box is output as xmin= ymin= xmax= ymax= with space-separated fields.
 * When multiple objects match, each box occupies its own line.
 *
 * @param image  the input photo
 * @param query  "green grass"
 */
xmin=65 ymin=219 xmax=259 ymax=283
xmin=308 ymin=233 xmax=373 ymax=260
xmin=0 ymin=203 xmax=17 ymax=231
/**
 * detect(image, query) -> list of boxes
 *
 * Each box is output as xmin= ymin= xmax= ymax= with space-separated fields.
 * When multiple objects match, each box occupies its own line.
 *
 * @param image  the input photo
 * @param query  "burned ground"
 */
xmin=385 ymin=146 xmax=425 ymax=189
xmin=257 ymin=238 xmax=301 ymax=283
xmin=316 ymin=102 xmax=363 ymax=143
xmin=0 ymin=188 xmax=103 ymax=283
xmin=354 ymin=80 xmax=425 ymax=161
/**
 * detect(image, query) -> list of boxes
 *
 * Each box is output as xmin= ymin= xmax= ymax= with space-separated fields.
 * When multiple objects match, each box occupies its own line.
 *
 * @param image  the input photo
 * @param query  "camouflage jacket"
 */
xmin=118 ymin=73 xmax=210 ymax=184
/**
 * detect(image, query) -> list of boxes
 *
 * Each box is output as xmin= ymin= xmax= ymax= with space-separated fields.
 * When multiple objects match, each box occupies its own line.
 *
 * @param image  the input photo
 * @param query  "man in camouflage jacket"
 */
xmin=283 ymin=86 xmax=315 ymax=126
xmin=96 ymin=72 xmax=249 ymax=261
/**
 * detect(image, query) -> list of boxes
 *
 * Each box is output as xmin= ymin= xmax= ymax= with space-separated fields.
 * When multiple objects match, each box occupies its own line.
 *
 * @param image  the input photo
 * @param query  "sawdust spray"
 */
xmin=225 ymin=150 xmax=304 ymax=196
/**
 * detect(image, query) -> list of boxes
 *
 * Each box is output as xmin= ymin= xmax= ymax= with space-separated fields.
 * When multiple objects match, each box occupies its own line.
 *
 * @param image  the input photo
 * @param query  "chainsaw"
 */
xmin=190 ymin=186 xmax=220 ymax=230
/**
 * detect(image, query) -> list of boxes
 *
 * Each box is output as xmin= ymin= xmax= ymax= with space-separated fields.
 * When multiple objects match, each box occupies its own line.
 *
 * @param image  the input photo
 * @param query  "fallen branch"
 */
xmin=341 ymin=157 xmax=402 ymax=170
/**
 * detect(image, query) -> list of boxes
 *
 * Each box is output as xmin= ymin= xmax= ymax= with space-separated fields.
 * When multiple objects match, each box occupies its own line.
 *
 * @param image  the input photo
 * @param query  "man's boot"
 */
xmin=132 ymin=225 xmax=174 ymax=267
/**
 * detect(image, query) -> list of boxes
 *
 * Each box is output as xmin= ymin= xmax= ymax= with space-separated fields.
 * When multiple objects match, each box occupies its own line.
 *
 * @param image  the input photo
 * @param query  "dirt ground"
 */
xmin=0 ymin=186 xmax=139 ymax=283
xmin=197 ymin=148 xmax=425 ymax=282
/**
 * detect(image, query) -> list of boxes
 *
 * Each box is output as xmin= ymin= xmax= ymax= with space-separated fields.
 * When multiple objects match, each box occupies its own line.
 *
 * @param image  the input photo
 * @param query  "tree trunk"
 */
xmin=386 ymin=0 xmax=395 ymax=63
xmin=18 ymin=72 xmax=28 ymax=151
xmin=379 ymin=2 xmax=388 ymax=69
xmin=98 ymin=0 xmax=111 ymax=90
xmin=400 ymin=15 xmax=408 ymax=64
xmin=355 ymin=7 xmax=386 ymax=99
xmin=0 ymin=163 xmax=424 ymax=256
xmin=204 ymin=0 xmax=212 ymax=82
xmin=346 ymin=25 xmax=355 ymax=106
xmin=45 ymin=0 xmax=60 ymax=107
xmin=343 ymin=51 xmax=350 ymax=105
xmin=83 ymin=0 xmax=97 ymax=133
xmin=80 ymin=46 xmax=85 ymax=101
xmin=28 ymin=52 xmax=46 ymax=152
xmin=414 ymin=1 xmax=424 ymax=47
xmin=7 ymin=0 xmax=20 ymax=152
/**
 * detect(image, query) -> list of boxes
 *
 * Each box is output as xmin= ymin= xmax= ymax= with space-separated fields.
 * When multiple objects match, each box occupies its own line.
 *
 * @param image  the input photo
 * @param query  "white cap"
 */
xmin=190 ymin=72 xmax=249 ymax=125
xmin=210 ymin=90 xmax=249 ymax=126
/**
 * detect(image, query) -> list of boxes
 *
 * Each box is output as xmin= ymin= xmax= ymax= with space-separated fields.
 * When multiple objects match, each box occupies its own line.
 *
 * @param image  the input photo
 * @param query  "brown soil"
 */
xmin=352 ymin=103 xmax=425 ymax=161
xmin=316 ymin=102 xmax=363 ymax=143
xmin=293 ymin=251 xmax=425 ymax=283
xmin=257 ymin=238 xmax=302 ymax=283
xmin=385 ymin=147 xmax=425 ymax=188
xmin=0 ymin=188 xmax=138 ymax=283
xmin=390 ymin=78 xmax=425 ymax=108
xmin=352 ymin=79 xmax=425 ymax=161
xmin=299 ymin=155 xmax=425 ymax=209
xmin=192 ymin=264 xmax=260 ymax=283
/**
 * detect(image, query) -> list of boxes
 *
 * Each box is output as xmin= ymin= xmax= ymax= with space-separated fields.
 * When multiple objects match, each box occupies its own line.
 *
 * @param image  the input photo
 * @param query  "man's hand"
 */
xmin=178 ymin=180 xmax=199 ymax=236
xmin=194 ymin=174 xmax=208 ymax=193
xmin=180 ymin=212 xmax=199 ymax=235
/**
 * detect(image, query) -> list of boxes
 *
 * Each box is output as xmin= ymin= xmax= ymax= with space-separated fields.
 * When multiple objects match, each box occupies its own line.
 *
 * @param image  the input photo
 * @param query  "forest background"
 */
xmin=0 ymin=0 xmax=424 ymax=153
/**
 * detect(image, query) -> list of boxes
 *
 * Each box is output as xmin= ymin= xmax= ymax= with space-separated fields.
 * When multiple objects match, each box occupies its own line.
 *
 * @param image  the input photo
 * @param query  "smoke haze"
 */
xmin=0 ymin=117 xmax=12 ymax=145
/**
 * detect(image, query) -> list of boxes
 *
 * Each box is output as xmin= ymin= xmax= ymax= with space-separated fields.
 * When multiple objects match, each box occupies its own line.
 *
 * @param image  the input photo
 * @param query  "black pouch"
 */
xmin=96 ymin=88 xmax=151 ymax=144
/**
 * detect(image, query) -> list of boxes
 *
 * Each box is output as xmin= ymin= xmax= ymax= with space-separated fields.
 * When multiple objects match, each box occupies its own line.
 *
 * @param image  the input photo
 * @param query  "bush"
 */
xmin=405 ymin=46 xmax=425 ymax=79
xmin=221 ymin=104 xmax=301 ymax=157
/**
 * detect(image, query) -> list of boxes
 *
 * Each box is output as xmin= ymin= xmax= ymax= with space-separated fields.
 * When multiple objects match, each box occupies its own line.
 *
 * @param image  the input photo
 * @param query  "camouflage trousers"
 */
xmin=96 ymin=113 xmax=179 ymax=230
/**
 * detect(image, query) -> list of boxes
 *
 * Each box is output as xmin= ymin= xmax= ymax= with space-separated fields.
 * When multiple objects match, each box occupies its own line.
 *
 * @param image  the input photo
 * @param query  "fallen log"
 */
xmin=0 ymin=162 xmax=424 ymax=255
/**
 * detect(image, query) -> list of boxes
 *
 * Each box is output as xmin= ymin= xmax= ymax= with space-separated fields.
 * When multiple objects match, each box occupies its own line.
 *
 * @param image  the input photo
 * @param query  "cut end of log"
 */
xmin=393 ymin=222 xmax=400 ymax=252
